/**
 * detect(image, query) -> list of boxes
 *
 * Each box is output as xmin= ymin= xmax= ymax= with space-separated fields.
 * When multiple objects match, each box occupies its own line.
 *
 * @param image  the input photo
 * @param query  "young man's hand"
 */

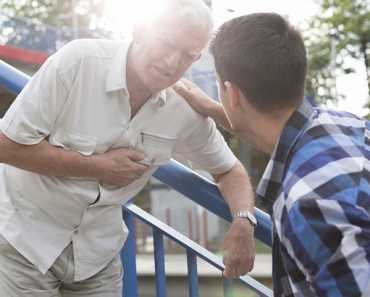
xmin=222 ymin=218 xmax=255 ymax=278
xmin=173 ymin=79 xmax=232 ymax=131
xmin=173 ymin=79 xmax=215 ymax=117
xmin=93 ymin=148 xmax=149 ymax=187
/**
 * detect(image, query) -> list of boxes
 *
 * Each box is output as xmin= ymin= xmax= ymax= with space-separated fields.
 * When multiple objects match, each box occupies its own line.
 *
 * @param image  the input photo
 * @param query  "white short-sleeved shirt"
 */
xmin=0 ymin=39 xmax=236 ymax=281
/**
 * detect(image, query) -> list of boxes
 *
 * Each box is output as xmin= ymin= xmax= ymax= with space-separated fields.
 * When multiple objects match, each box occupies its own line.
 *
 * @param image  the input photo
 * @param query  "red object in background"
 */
xmin=0 ymin=44 xmax=48 ymax=65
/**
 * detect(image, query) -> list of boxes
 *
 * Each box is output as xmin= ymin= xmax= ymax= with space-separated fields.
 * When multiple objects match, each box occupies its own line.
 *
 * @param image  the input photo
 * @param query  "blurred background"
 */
xmin=0 ymin=1 xmax=369 ymax=296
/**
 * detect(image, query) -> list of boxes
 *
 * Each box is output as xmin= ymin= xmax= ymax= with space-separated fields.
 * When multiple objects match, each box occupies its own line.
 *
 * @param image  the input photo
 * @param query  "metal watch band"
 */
xmin=233 ymin=210 xmax=257 ymax=227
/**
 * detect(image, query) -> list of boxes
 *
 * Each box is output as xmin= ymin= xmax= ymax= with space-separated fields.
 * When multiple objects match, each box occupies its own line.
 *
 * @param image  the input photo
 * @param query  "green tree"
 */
xmin=304 ymin=0 xmax=370 ymax=111
xmin=0 ymin=0 xmax=108 ymax=37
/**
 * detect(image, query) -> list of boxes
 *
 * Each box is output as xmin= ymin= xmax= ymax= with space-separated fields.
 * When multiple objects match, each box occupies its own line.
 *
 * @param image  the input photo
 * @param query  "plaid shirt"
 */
xmin=256 ymin=100 xmax=370 ymax=297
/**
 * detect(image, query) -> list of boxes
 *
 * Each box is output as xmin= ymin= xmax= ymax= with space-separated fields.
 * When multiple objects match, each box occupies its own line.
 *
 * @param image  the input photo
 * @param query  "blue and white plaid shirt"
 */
xmin=257 ymin=100 xmax=370 ymax=297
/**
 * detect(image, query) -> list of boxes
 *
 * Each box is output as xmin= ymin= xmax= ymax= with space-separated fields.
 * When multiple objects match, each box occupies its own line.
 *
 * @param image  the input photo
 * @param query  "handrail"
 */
xmin=122 ymin=203 xmax=273 ymax=297
xmin=153 ymin=160 xmax=272 ymax=246
xmin=0 ymin=60 xmax=30 ymax=95
xmin=0 ymin=59 xmax=273 ymax=246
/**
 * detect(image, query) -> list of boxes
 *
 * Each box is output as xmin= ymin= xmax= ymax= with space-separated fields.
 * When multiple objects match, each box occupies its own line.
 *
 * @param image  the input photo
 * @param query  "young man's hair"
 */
xmin=210 ymin=13 xmax=307 ymax=112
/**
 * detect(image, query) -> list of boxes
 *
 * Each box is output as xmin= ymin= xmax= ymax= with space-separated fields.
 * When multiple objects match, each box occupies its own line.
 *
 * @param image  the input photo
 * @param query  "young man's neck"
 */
xmin=262 ymin=108 xmax=295 ymax=154
xmin=237 ymin=107 xmax=295 ymax=155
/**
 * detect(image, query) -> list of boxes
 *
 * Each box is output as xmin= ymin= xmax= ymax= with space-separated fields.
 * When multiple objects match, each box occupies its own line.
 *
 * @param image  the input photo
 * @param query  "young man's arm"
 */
xmin=281 ymin=195 xmax=370 ymax=297
xmin=280 ymin=146 xmax=370 ymax=296
xmin=173 ymin=79 xmax=232 ymax=131
xmin=213 ymin=160 xmax=255 ymax=278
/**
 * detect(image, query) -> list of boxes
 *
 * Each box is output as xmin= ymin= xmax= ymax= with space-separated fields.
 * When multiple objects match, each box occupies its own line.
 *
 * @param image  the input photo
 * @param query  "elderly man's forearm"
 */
xmin=0 ymin=133 xmax=99 ymax=179
xmin=214 ymin=160 xmax=255 ymax=214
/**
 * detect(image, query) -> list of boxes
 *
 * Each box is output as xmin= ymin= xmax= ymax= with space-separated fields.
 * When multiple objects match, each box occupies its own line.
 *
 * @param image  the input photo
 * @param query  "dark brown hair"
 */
xmin=210 ymin=13 xmax=307 ymax=112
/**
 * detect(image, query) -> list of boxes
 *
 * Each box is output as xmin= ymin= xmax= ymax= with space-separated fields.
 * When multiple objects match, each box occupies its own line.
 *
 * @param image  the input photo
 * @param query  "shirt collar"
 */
xmin=256 ymin=99 xmax=318 ymax=213
xmin=150 ymin=90 xmax=167 ymax=106
xmin=105 ymin=40 xmax=167 ymax=107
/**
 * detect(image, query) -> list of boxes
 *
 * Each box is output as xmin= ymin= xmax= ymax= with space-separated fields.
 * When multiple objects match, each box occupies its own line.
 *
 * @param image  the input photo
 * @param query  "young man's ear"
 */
xmin=224 ymin=81 xmax=243 ymax=110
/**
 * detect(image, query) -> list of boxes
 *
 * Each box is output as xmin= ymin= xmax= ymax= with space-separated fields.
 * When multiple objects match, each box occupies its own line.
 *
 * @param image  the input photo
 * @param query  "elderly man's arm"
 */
xmin=213 ymin=160 xmax=255 ymax=278
xmin=0 ymin=133 xmax=148 ymax=187
xmin=173 ymin=100 xmax=255 ymax=278
xmin=0 ymin=45 xmax=148 ymax=187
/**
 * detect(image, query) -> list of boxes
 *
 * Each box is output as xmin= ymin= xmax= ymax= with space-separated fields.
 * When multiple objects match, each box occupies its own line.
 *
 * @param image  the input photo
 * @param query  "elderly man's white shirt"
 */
xmin=0 ymin=39 xmax=236 ymax=281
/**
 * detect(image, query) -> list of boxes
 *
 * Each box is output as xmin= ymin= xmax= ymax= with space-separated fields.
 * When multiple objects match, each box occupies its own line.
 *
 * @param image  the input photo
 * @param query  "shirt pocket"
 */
xmin=137 ymin=132 xmax=177 ymax=166
xmin=49 ymin=129 xmax=97 ymax=156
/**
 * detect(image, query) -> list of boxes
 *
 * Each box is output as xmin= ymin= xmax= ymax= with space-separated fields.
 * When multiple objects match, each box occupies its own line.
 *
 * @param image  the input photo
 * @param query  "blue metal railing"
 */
xmin=154 ymin=160 xmax=272 ymax=247
xmin=0 ymin=60 xmax=30 ymax=95
xmin=121 ymin=204 xmax=272 ymax=297
xmin=0 ymin=60 xmax=273 ymax=297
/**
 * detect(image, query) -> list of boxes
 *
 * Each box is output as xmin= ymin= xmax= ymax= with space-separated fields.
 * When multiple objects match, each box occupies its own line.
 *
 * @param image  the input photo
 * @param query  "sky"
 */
xmin=104 ymin=0 xmax=369 ymax=116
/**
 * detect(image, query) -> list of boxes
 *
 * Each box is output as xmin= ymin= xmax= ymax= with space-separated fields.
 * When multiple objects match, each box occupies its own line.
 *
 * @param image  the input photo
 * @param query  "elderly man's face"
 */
xmin=131 ymin=14 xmax=210 ymax=93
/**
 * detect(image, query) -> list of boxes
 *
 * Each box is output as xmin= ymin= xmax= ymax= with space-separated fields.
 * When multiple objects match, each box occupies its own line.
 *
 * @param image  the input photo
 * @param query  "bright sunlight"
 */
xmin=103 ymin=0 xmax=169 ymax=37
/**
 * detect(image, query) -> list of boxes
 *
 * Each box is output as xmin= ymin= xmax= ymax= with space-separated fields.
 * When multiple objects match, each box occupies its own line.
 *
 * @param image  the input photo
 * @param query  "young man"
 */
xmin=175 ymin=12 xmax=370 ymax=297
xmin=0 ymin=1 xmax=256 ymax=296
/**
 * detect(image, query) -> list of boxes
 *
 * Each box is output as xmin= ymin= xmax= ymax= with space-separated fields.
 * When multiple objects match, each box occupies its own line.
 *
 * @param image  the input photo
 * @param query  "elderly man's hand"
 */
xmin=222 ymin=218 xmax=255 ymax=278
xmin=93 ymin=148 xmax=149 ymax=187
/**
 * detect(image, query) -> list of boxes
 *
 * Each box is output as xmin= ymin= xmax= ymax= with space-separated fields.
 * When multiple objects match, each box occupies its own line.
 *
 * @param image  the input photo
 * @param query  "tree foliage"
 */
xmin=304 ymin=0 xmax=370 ymax=111
xmin=0 ymin=0 xmax=108 ymax=36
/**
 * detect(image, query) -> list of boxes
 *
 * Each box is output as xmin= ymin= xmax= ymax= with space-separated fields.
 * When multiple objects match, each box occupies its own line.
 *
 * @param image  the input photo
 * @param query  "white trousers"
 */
xmin=0 ymin=235 xmax=123 ymax=297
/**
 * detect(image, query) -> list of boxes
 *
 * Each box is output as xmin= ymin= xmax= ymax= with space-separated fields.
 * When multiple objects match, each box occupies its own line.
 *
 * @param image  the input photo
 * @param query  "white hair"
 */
xmin=138 ymin=0 xmax=213 ymax=37
xmin=170 ymin=0 xmax=214 ymax=35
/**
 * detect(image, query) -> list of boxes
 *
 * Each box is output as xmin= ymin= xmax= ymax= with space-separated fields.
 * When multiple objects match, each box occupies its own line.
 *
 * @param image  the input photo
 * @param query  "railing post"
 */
xmin=186 ymin=249 xmax=199 ymax=297
xmin=223 ymin=278 xmax=234 ymax=297
xmin=153 ymin=228 xmax=167 ymax=297
xmin=122 ymin=209 xmax=138 ymax=297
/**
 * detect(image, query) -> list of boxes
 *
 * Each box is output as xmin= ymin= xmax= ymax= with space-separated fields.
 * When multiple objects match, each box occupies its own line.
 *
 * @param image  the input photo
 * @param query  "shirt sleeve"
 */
xmin=0 ymin=55 xmax=69 ymax=145
xmin=173 ymin=116 xmax=236 ymax=175
xmin=278 ymin=188 xmax=370 ymax=297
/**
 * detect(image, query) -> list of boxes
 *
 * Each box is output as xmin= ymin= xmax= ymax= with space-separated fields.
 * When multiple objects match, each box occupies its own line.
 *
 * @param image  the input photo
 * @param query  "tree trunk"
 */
xmin=360 ymin=39 xmax=370 ymax=110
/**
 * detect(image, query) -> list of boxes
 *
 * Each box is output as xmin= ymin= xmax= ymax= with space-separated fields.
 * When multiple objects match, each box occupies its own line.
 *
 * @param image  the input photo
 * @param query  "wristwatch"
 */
xmin=233 ymin=210 xmax=257 ymax=227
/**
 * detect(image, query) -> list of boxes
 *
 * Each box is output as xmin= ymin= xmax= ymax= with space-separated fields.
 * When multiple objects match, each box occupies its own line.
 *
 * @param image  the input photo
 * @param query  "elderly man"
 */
xmin=175 ymin=12 xmax=370 ymax=297
xmin=0 ymin=0 xmax=256 ymax=296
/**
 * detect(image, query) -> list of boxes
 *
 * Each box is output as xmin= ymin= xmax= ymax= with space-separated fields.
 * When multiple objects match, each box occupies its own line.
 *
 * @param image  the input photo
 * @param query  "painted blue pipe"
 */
xmin=153 ymin=161 xmax=272 ymax=246
xmin=0 ymin=60 xmax=30 ymax=95
xmin=0 ymin=59 xmax=272 ymax=246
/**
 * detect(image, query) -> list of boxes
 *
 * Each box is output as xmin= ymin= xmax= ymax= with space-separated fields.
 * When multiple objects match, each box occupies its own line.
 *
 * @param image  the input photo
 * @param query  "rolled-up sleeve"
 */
xmin=0 ymin=56 xmax=68 ymax=145
xmin=174 ymin=117 xmax=236 ymax=175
